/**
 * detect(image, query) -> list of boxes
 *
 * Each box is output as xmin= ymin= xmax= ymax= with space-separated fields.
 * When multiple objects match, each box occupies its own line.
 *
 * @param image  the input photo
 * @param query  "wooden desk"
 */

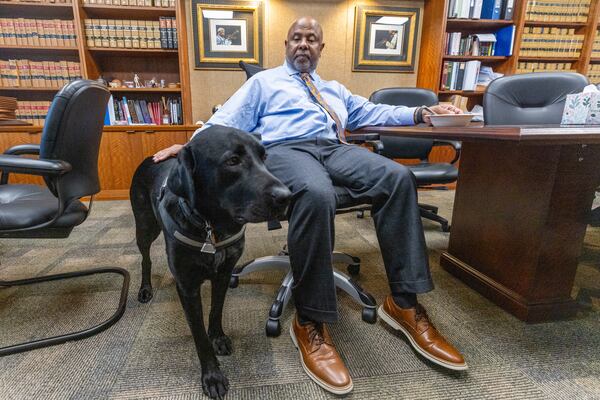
xmin=353 ymin=124 xmax=600 ymax=322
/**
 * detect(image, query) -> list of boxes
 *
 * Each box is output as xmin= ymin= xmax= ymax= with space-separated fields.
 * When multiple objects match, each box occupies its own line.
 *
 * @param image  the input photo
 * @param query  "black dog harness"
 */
xmin=158 ymin=177 xmax=245 ymax=254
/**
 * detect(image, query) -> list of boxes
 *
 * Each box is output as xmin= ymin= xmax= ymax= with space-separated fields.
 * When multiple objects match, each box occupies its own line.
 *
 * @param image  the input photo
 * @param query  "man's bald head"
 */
xmin=285 ymin=16 xmax=325 ymax=73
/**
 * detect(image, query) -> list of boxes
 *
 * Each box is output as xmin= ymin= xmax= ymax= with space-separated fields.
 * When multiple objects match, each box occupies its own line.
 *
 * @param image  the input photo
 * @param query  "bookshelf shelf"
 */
xmin=443 ymin=55 xmax=509 ymax=61
xmin=524 ymin=20 xmax=587 ymax=28
xmin=0 ymin=45 xmax=79 ymax=53
xmin=439 ymin=90 xmax=486 ymax=96
xmin=88 ymin=47 xmax=178 ymax=56
xmin=108 ymin=87 xmax=181 ymax=93
xmin=518 ymin=56 xmax=580 ymax=61
xmin=0 ymin=87 xmax=60 ymax=92
xmin=590 ymin=57 xmax=600 ymax=62
xmin=82 ymin=4 xmax=176 ymax=19
xmin=446 ymin=19 xmax=514 ymax=31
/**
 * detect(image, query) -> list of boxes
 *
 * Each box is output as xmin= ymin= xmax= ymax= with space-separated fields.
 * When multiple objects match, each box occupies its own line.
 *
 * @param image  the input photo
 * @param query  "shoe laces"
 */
xmin=415 ymin=304 xmax=433 ymax=329
xmin=307 ymin=322 xmax=326 ymax=347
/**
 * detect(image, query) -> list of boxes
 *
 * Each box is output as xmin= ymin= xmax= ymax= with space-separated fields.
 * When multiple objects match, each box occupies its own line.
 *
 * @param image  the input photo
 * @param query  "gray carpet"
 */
xmin=1 ymin=191 xmax=599 ymax=400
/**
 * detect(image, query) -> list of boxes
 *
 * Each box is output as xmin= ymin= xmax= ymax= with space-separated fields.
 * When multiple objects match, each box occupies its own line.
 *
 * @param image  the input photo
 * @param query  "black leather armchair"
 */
xmin=0 ymin=80 xmax=130 ymax=356
xmin=368 ymin=88 xmax=461 ymax=232
xmin=230 ymin=61 xmax=377 ymax=337
xmin=483 ymin=72 xmax=588 ymax=125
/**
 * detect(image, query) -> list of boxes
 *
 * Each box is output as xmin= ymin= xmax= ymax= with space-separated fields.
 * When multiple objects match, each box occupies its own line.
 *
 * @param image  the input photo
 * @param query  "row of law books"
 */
xmin=0 ymin=18 xmax=77 ymax=47
xmin=448 ymin=0 xmax=514 ymax=20
xmin=16 ymin=101 xmax=52 ymax=126
xmin=587 ymin=64 xmax=600 ymax=84
xmin=516 ymin=61 xmax=573 ymax=73
xmin=82 ymin=0 xmax=175 ymax=7
xmin=3 ymin=0 xmax=71 ymax=3
xmin=0 ymin=59 xmax=81 ymax=88
xmin=525 ymin=0 xmax=591 ymax=22
xmin=445 ymin=26 xmax=515 ymax=56
xmin=84 ymin=18 xmax=177 ymax=49
xmin=440 ymin=60 xmax=482 ymax=91
xmin=106 ymin=95 xmax=182 ymax=125
xmin=591 ymin=30 xmax=600 ymax=57
xmin=519 ymin=27 xmax=583 ymax=57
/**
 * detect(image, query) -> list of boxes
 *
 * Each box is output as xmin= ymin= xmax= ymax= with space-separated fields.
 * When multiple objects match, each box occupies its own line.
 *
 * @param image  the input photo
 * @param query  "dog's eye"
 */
xmin=226 ymin=156 xmax=241 ymax=166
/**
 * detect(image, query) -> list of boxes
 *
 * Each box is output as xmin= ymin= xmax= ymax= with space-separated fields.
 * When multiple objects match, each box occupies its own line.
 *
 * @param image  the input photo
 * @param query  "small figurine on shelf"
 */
xmin=96 ymin=76 xmax=108 ymax=87
xmin=109 ymin=79 xmax=122 ymax=88
xmin=149 ymin=77 xmax=158 ymax=88
xmin=160 ymin=79 xmax=166 ymax=88
xmin=133 ymin=74 xmax=143 ymax=88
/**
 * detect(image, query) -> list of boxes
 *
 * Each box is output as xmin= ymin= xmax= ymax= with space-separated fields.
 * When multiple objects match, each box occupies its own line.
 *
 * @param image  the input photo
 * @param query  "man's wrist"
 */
xmin=414 ymin=106 xmax=425 ymax=124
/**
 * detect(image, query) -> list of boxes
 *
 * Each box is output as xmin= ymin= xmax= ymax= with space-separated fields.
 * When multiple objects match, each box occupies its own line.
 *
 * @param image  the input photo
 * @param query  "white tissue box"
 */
xmin=561 ymin=92 xmax=593 ymax=125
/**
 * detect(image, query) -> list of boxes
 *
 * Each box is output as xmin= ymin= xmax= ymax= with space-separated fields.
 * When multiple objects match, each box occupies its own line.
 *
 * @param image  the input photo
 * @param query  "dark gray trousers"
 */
xmin=265 ymin=138 xmax=433 ymax=323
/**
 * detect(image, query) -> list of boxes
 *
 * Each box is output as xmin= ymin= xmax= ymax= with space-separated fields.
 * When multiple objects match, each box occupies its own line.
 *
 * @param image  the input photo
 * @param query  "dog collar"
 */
xmin=158 ymin=177 xmax=245 ymax=254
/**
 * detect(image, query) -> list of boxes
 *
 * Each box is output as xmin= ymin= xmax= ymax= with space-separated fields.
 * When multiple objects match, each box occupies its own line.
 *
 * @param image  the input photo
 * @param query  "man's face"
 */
xmin=285 ymin=21 xmax=324 ymax=73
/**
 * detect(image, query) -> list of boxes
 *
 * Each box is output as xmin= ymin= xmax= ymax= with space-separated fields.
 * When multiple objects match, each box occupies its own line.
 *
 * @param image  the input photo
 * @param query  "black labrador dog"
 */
xmin=130 ymin=125 xmax=291 ymax=399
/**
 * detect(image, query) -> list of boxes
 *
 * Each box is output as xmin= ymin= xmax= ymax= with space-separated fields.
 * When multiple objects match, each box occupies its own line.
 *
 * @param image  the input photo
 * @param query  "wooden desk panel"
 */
xmin=352 ymin=125 xmax=600 ymax=322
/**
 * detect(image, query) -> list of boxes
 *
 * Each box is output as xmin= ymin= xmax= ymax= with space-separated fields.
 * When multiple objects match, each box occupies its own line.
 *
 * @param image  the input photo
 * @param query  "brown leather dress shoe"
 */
xmin=378 ymin=295 xmax=467 ymax=370
xmin=290 ymin=315 xmax=353 ymax=394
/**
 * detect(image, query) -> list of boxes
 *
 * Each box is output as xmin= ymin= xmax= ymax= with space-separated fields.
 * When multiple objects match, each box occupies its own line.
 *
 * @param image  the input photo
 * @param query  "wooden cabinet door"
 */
xmin=96 ymin=129 xmax=190 ymax=200
xmin=0 ymin=130 xmax=44 ymax=185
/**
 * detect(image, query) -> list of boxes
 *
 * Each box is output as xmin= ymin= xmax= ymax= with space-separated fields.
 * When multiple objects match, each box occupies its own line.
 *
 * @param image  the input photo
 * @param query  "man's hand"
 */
xmin=422 ymin=104 xmax=463 ymax=126
xmin=153 ymin=144 xmax=184 ymax=163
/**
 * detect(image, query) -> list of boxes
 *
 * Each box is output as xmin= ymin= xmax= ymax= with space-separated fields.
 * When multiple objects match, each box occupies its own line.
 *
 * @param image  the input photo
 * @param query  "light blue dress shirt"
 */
xmin=193 ymin=60 xmax=417 ymax=145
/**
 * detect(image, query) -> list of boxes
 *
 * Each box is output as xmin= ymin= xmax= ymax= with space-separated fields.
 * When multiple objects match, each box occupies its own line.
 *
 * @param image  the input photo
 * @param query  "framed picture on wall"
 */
xmin=192 ymin=0 xmax=263 ymax=70
xmin=352 ymin=5 xmax=420 ymax=72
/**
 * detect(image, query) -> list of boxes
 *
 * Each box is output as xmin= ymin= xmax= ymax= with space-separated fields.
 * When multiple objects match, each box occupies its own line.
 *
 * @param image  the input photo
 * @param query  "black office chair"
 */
xmin=368 ymin=88 xmax=461 ymax=232
xmin=230 ymin=60 xmax=376 ymax=336
xmin=483 ymin=72 xmax=588 ymax=125
xmin=0 ymin=80 xmax=130 ymax=356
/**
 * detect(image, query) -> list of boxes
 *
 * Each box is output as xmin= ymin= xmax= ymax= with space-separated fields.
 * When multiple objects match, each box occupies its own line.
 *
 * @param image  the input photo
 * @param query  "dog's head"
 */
xmin=168 ymin=125 xmax=291 ymax=225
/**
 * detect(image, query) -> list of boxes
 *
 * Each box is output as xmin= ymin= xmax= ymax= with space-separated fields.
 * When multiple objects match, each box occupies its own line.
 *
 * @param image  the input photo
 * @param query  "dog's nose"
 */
xmin=271 ymin=186 xmax=291 ymax=207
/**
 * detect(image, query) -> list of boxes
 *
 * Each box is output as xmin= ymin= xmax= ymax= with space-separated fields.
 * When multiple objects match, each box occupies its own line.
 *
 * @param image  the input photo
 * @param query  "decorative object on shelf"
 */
xmin=124 ymin=81 xmax=135 ymax=88
xmin=133 ymin=74 xmax=143 ymax=88
xmin=109 ymin=79 xmax=122 ymax=88
xmin=191 ymin=0 xmax=264 ymax=70
xmin=96 ymin=76 xmax=108 ymax=87
xmin=352 ymin=5 xmax=420 ymax=72
xmin=167 ymin=82 xmax=181 ymax=88
xmin=160 ymin=79 xmax=166 ymax=88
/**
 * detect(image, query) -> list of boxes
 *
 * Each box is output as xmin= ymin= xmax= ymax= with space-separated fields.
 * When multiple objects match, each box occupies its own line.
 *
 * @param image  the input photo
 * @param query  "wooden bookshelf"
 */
xmin=82 ymin=4 xmax=175 ymax=19
xmin=417 ymin=0 xmax=600 ymax=104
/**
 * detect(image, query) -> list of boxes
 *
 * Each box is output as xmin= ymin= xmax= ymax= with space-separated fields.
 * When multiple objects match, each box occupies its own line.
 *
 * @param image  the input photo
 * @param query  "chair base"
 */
xmin=419 ymin=203 xmax=450 ymax=232
xmin=0 ymin=267 xmax=130 ymax=356
xmin=230 ymin=252 xmax=377 ymax=337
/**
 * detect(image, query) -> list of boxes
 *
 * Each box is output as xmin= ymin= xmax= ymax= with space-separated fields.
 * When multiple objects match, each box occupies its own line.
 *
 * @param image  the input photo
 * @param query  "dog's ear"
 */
xmin=167 ymin=145 xmax=197 ymax=206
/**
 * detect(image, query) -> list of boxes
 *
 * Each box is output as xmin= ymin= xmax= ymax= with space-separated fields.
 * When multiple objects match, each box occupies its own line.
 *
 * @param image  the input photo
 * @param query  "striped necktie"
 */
xmin=300 ymin=72 xmax=347 ymax=144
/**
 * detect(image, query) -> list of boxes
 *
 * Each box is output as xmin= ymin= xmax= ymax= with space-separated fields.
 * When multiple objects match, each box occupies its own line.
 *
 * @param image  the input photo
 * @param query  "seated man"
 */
xmin=154 ymin=16 xmax=467 ymax=395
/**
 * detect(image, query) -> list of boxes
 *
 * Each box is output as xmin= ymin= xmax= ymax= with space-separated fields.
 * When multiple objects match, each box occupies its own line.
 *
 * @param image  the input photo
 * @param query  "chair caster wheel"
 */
xmin=441 ymin=223 xmax=450 ymax=233
xmin=362 ymin=307 xmax=377 ymax=324
xmin=357 ymin=211 xmax=365 ymax=219
xmin=265 ymin=319 xmax=281 ymax=337
xmin=347 ymin=263 xmax=360 ymax=276
xmin=229 ymin=276 xmax=239 ymax=289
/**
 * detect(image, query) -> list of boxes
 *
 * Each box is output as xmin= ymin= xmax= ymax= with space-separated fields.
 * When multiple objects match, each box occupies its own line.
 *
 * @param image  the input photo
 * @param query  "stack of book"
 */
xmin=15 ymin=101 xmax=52 ymax=126
xmin=516 ymin=61 xmax=573 ymax=73
xmin=519 ymin=27 xmax=584 ymax=57
xmin=440 ymin=60 xmax=482 ymax=91
xmin=591 ymin=30 xmax=600 ymax=58
xmin=84 ymin=18 xmax=177 ymax=49
xmin=588 ymin=64 xmax=600 ymax=84
xmin=106 ymin=95 xmax=182 ymax=125
xmin=525 ymin=0 xmax=591 ymax=22
xmin=0 ymin=59 xmax=82 ymax=88
xmin=0 ymin=96 xmax=17 ymax=121
xmin=81 ymin=0 xmax=175 ymax=6
xmin=0 ymin=18 xmax=77 ymax=47
xmin=447 ymin=0 xmax=514 ymax=20
xmin=445 ymin=26 xmax=515 ymax=57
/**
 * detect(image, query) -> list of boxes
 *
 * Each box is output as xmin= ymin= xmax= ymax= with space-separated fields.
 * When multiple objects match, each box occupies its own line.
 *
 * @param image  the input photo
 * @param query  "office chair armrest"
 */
xmin=4 ymin=144 xmax=41 ymax=156
xmin=0 ymin=154 xmax=72 ymax=177
xmin=346 ymin=132 xmax=381 ymax=142
xmin=432 ymin=140 xmax=462 ymax=164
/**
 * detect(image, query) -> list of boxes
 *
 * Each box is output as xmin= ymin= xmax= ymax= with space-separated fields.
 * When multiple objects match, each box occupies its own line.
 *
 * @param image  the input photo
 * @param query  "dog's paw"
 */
xmin=211 ymin=335 xmax=233 ymax=356
xmin=137 ymin=286 xmax=153 ymax=303
xmin=201 ymin=368 xmax=229 ymax=399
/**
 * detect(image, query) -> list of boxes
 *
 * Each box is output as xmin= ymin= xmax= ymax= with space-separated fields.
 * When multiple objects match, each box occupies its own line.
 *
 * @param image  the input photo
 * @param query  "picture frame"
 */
xmin=352 ymin=5 xmax=420 ymax=73
xmin=192 ymin=0 xmax=263 ymax=70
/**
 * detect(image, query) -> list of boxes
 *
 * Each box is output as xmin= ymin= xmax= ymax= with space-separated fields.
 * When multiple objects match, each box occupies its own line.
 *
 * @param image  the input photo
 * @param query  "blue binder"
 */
xmin=481 ymin=0 xmax=502 ymax=19
xmin=494 ymin=25 xmax=515 ymax=56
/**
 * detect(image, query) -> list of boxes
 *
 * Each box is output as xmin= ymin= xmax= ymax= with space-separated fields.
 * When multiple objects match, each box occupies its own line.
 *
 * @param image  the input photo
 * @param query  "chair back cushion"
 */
xmin=239 ymin=60 xmax=265 ymax=79
xmin=483 ymin=72 xmax=588 ymax=125
xmin=40 ymin=80 xmax=110 ymax=201
xmin=369 ymin=88 xmax=439 ymax=160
